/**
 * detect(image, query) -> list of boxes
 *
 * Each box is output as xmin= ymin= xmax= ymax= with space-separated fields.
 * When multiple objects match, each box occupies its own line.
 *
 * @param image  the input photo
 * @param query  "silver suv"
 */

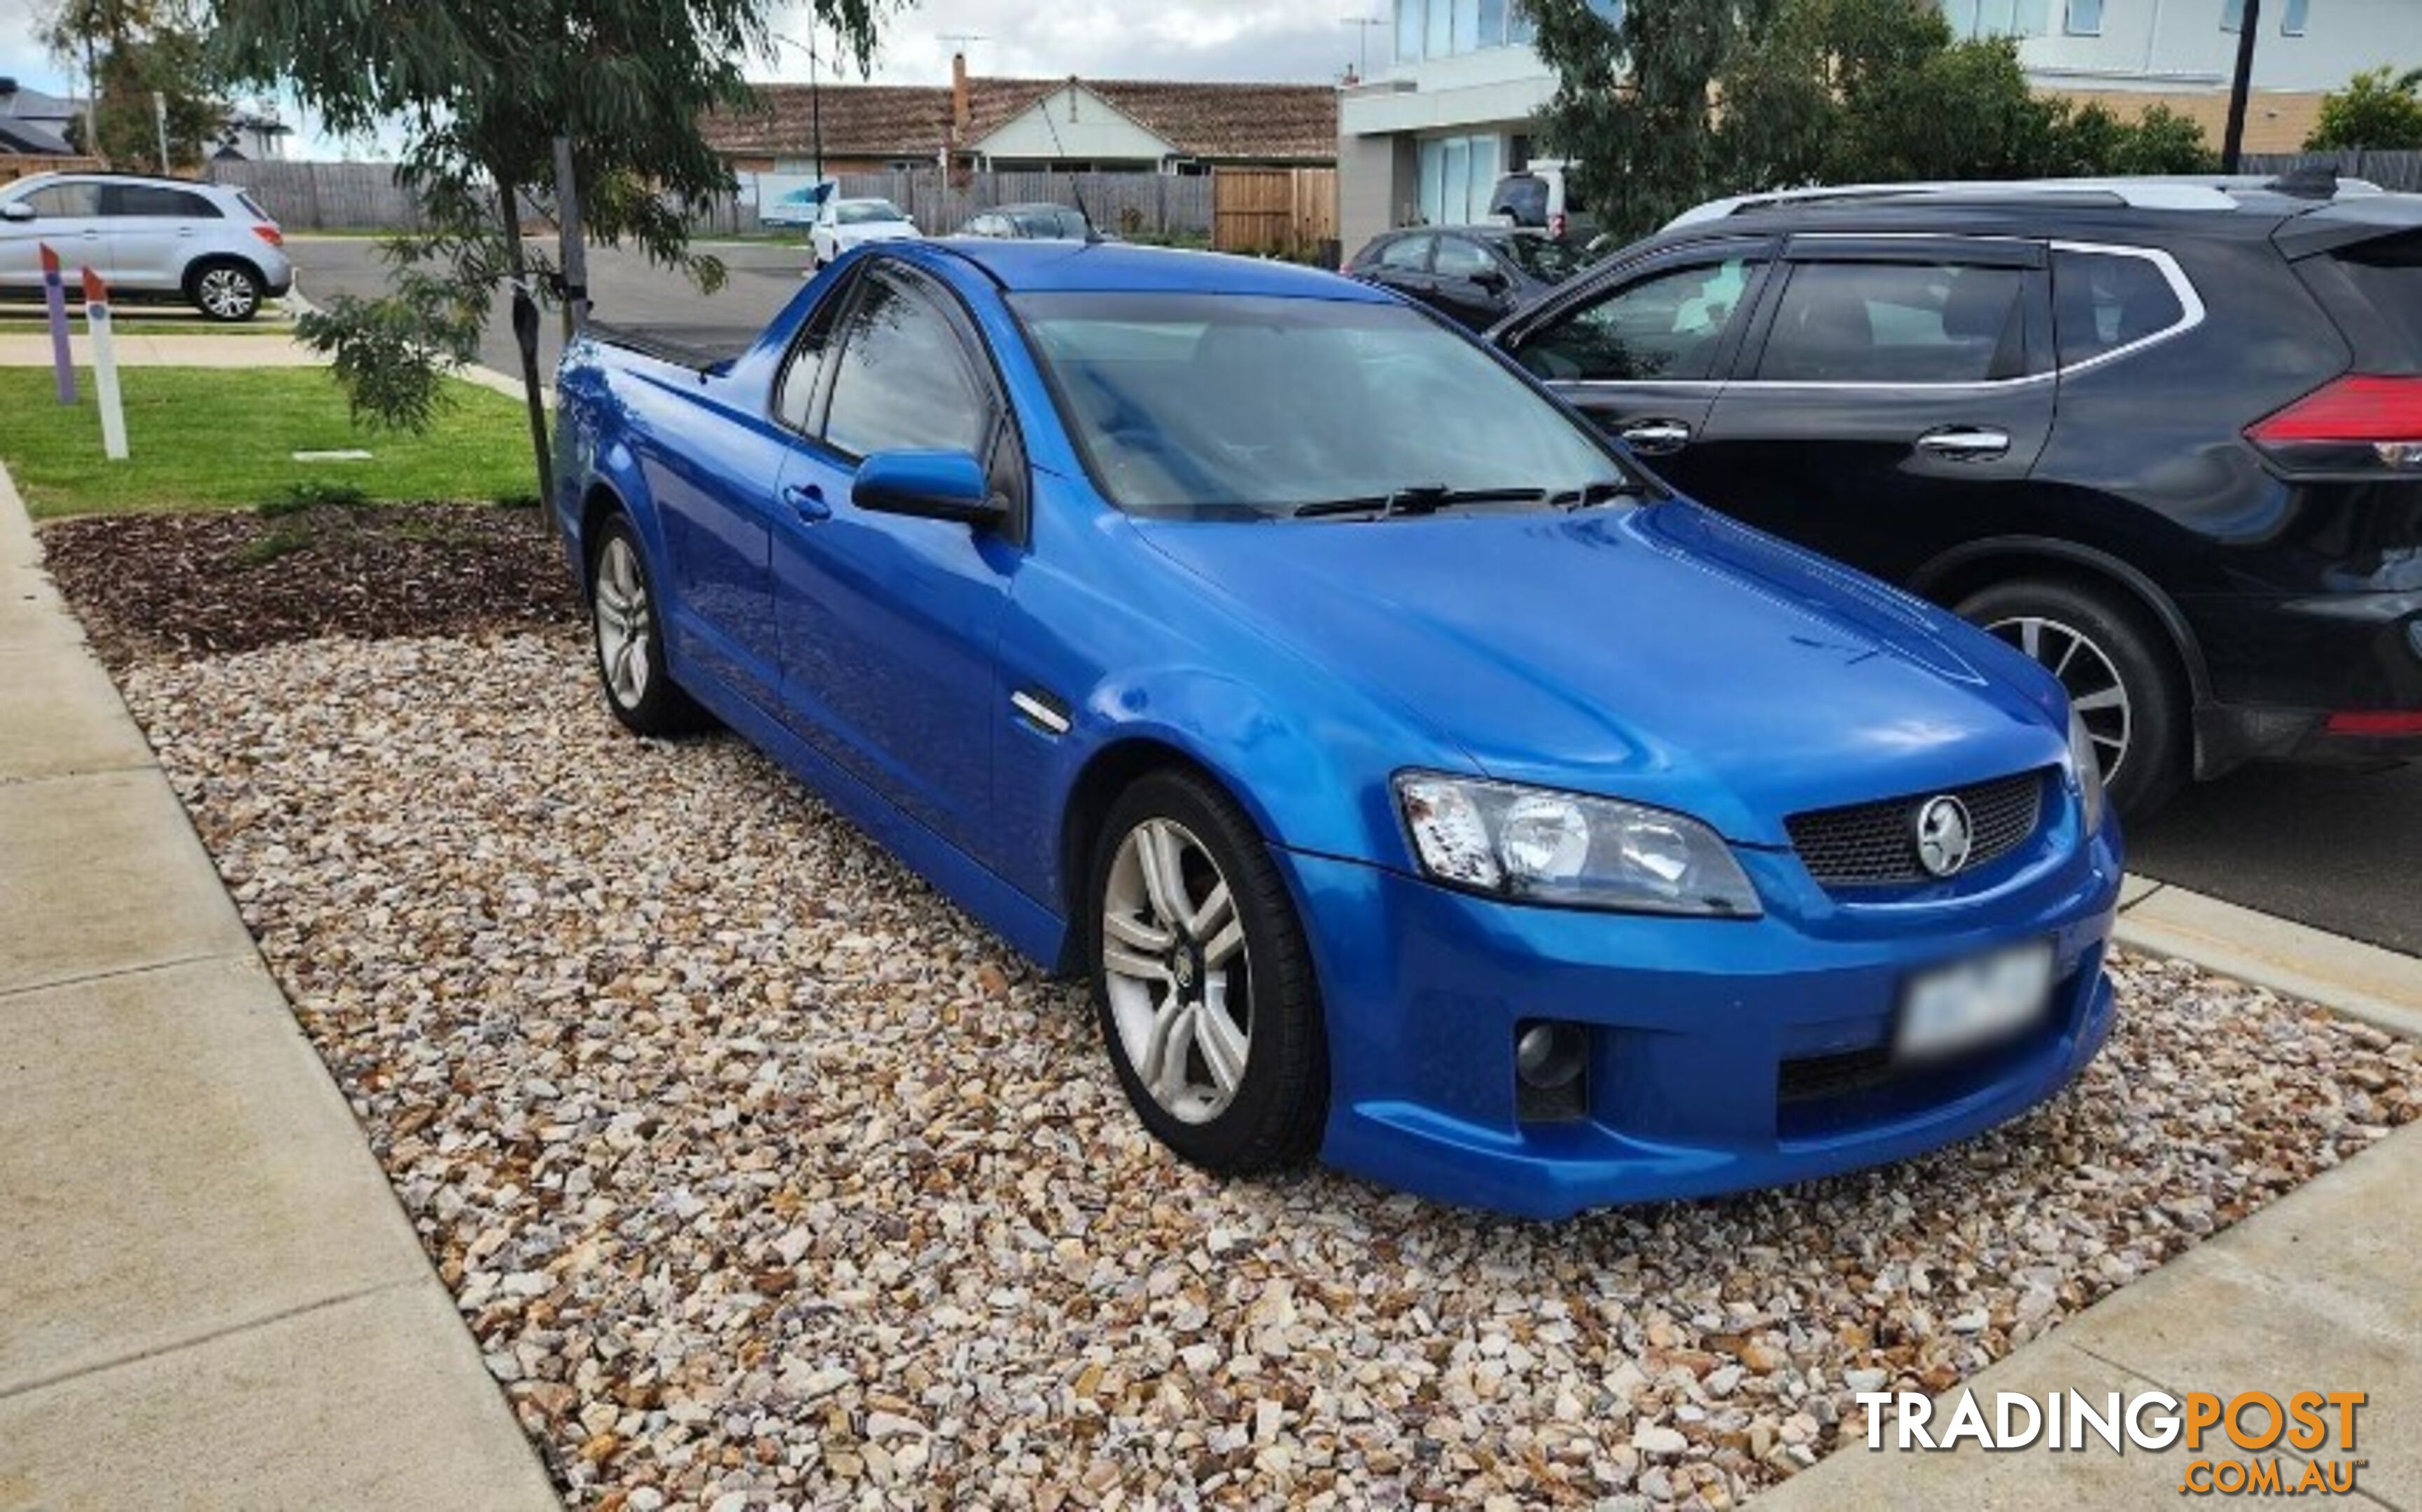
xmin=0 ymin=172 xmax=293 ymax=322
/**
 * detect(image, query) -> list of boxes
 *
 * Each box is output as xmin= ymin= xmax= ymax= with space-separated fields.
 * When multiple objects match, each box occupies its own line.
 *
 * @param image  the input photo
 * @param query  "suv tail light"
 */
xmin=2245 ymin=375 xmax=2422 ymax=474
xmin=252 ymin=223 xmax=285 ymax=248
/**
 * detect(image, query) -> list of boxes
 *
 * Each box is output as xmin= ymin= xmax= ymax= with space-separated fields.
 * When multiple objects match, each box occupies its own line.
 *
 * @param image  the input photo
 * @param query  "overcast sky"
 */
xmin=1 ymin=0 xmax=1367 ymax=157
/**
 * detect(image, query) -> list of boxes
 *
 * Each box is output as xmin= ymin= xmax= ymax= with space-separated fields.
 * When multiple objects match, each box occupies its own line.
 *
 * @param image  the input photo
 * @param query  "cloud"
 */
xmin=0 ymin=0 xmax=69 ymax=92
xmin=771 ymin=0 xmax=1370 ymax=88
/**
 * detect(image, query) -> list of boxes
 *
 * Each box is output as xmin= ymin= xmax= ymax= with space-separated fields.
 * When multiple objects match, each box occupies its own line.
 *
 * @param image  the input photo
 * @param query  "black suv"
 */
xmin=1490 ymin=175 xmax=2422 ymax=818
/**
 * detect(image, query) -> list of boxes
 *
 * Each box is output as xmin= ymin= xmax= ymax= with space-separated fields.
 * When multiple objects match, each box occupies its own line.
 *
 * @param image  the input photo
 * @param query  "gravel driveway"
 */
xmin=120 ymin=631 xmax=2416 ymax=1510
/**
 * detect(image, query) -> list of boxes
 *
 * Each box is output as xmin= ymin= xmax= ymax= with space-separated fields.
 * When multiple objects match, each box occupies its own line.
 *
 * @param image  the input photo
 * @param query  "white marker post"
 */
xmin=80 ymin=267 xmax=128 ymax=461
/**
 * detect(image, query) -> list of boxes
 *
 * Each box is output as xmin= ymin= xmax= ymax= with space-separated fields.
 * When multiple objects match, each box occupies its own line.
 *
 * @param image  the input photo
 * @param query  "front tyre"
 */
xmin=1091 ymin=769 xmax=1329 ymax=1175
xmin=587 ymin=516 xmax=706 ymax=736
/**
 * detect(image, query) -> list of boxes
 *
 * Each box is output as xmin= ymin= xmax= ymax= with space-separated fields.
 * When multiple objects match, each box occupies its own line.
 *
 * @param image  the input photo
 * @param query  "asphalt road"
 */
xmin=285 ymin=234 xmax=2422 ymax=958
xmin=286 ymin=234 xmax=808 ymax=385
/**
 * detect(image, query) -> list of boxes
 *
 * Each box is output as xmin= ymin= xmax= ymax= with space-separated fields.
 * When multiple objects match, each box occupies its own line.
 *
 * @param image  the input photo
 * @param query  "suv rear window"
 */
xmin=1760 ymin=261 xmax=2026 ymax=384
xmin=2053 ymin=250 xmax=2185 ymax=367
xmin=1490 ymin=176 xmax=1548 ymax=227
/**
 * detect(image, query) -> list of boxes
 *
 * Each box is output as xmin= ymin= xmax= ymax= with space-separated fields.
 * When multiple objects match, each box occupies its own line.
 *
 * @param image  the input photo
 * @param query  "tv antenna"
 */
xmin=939 ymin=32 xmax=987 ymax=56
xmin=1338 ymin=15 xmax=1384 ymax=78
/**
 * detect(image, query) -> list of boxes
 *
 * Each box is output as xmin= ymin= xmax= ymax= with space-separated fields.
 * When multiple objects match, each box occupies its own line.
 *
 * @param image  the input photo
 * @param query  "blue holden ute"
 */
xmin=552 ymin=239 xmax=2122 ymax=1219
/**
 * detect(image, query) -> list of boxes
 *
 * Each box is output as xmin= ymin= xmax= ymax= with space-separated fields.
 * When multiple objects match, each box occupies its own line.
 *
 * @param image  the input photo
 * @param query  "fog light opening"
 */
xmin=1515 ymin=1019 xmax=1590 ymax=1124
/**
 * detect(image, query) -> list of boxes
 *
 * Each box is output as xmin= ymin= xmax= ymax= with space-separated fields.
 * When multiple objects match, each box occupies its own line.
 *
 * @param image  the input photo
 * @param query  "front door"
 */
xmin=1426 ymin=234 xmax=1516 ymax=331
xmin=1684 ymin=237 xmax=2057 ymax=582
xmin=1499 ymin=238 xmax=1775 ymax=500
xmin=769 ymin=262 xmax=1021 ymax=858
xmin=0 ymin=179 xmax=106 ymax=288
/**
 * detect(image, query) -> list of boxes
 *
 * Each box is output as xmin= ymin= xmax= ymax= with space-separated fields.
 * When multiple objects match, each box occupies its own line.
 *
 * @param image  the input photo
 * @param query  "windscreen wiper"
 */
xmin=1289 ymin=484 xmax=1549 ymax=520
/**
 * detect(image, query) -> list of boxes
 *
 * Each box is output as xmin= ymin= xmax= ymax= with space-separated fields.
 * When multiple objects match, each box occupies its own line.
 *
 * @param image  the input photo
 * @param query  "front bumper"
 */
xmin=1287 ymin=818 xmax=2123 ymax=1220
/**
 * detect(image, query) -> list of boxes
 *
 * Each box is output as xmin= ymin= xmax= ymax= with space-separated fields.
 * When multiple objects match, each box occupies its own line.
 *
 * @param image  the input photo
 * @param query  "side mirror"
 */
xmin=1 ymin=203 xmax=34 ymax=223
xmin=852 ymin=449 xmax=1004 ymax=526
xmin=1471 ymin=266 xmax=1508 ymax=293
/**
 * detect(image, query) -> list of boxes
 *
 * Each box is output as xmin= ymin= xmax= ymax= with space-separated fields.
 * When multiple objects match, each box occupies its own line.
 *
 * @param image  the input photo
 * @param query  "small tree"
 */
xmin=43 ymin=0 xmax=227 ymax=169
xmin=2305 ymin=66 xmax=2422 ymax=151
xmin=1525 ymin=0 xmax=1784 ymax=240
xmin=210 ymin=0 xmax=883 ymax=500
xmin=1534 ymin=0 xmax=2216 ymax=241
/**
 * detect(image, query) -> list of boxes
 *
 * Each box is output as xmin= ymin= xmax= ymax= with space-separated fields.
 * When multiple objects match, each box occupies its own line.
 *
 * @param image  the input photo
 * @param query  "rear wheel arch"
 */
xmin=1911 ymin=538 xmax=2211 ymax=707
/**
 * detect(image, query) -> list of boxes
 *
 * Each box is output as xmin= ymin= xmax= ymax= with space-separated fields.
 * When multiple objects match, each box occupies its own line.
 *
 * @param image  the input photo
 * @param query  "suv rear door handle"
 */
xmin=1915 ymin=426 xmax=2011 ymax=461
xmin=1617 ymin=419 xmax=1693 ymax=454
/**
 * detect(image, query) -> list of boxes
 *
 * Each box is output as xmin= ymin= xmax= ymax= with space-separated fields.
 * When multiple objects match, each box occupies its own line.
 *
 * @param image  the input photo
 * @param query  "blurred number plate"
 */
xmin=1898 ymin=941 xmax=2054 ymax=1060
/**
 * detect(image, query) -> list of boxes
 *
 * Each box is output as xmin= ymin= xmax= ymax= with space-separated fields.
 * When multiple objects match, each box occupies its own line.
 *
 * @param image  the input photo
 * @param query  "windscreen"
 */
xmin=837 ymin=200 xmax=906 ymax=225
xmin=1015 ymin=292 xmax=1630 ymax=518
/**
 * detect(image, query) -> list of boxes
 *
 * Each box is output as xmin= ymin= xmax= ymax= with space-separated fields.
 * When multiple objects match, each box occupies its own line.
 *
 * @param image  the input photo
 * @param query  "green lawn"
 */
xmin=0 ymin=367 xmax=538 ymax=519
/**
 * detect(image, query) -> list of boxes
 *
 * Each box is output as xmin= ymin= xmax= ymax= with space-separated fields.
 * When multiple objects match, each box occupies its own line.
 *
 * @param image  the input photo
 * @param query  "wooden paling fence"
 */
xmin=1211 ymin=167 xmax=1338 ymax=261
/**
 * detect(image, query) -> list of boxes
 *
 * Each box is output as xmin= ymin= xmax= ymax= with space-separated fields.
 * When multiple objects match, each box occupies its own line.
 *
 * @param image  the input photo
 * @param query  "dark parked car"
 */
xmin=1345 ymin=225 xmax=1591 ymax=330
xmin=1490 ymin=174 xmax=2422 ymax=818
xmin=959 ymin=202 xmax=1093 ymax=241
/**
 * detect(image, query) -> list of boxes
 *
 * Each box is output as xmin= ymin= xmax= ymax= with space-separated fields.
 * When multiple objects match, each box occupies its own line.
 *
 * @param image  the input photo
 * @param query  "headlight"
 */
xmin=1394 ymin=773 xmax=1761 ymax=917
xmin=2067 ymin=709 xmax=2108 ymax=834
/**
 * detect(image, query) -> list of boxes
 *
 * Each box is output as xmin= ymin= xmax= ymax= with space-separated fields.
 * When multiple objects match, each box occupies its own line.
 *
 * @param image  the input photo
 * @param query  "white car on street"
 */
xmin=808 ymin=197 xmax=918 ymax=270
xmin=0 ymin=171 xmax=293 ymax=321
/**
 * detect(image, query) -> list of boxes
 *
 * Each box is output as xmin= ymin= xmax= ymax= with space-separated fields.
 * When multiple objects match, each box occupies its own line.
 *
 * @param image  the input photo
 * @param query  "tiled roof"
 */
xmin=704 ymin=75 xmax=1338 ymax=163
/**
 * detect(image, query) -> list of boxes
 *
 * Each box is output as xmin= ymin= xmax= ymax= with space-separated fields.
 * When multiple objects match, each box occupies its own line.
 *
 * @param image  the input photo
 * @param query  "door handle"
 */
xmin=1616 ymin=419 xmax=1693 ymax=455
xmin=781 ymin=482 xmax=830 ymax=522
xmin=1915 ymin=426 xmax=2012 ymax=461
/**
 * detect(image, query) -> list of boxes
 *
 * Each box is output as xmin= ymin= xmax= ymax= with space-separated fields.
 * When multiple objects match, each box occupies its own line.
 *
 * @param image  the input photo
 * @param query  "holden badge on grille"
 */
xmin=1914 ymin=795 xmax=1974 ymax=878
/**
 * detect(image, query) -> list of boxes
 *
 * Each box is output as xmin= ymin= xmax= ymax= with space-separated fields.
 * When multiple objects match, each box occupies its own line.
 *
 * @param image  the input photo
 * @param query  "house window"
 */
xmin=1943 ymin=0 xmax=2049 ymax=36
xmin=2220 ymin=0 xmax=2243 ymax=29
xmin=1396 ymin=0 xmax=1422 ymax=62
xmin=1426 ymin=0 xmax=1452 ymax=57
xmin=1418 ymin=132 xmax=1502 ymax=224
xmin=2279 ymin=0 xmax=2309 ymax=33
xmin=2066 ymin=0 xmax=2103 ymax=34
xmin=1506 ymin=0 xmax=1535 ymax=43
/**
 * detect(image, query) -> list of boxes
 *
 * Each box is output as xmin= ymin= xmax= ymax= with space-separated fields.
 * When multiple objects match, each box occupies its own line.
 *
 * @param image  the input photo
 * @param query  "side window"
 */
xmin=822 ymin=272 xmax=993 ymax=458
xmin=1758 ymin=260 xmax=2027 ymax=384
xmin=1377 ymin=234 xmax=1433 ymax=272
xmin=2052 ymin=249 xmax=2185 ymax=367
xmin=1433 ymin=237 xmax=1497 ymax=278
xmin=22 ymin=182 xmax=102 ymax=218
xmin=1517 ymin=257 xmax=1758 ymax=382
xmin=102 ymin=185 xmax=219 ymax=218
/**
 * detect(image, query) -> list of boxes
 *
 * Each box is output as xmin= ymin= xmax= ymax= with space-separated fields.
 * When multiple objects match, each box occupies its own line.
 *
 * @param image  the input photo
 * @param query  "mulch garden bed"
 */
xmin=41 ymin=501 xmax=577 ymax=670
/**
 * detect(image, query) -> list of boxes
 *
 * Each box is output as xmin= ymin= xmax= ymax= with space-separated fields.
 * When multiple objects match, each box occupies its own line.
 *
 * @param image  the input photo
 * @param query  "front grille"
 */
xmin=1785 ymin=769 xmax=2046 ymax=890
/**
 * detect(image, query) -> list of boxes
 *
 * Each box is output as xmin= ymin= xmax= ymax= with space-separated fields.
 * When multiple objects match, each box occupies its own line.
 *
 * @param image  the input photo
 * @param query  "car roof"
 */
xmin=905 ymin=239 xmax=1393 ymax=301
xmin=1665 ymin=174 xmax=2412 ymax=237
xmin=5 ymin=169 xmax=229 ymax=193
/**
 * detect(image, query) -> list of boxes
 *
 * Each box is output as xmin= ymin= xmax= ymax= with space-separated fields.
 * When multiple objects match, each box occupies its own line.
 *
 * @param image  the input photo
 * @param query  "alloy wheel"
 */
xmin=593 ymin=536 xmax=653 ymax=710
xmin=196 ymin=267 xmax=256 ymax=319
xmin=1987 ymin=613 xmax=2131 ymax=785
xmin=1100 ymin=817 xmax=1252 ymax=1124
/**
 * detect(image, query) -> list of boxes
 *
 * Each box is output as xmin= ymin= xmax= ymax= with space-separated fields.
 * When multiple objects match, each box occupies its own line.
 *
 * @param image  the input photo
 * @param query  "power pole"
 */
xmin=2220 ymin=0 xmax=2262 ymax=173
xmin=554 ymin=135 xmax=589 ymax=343
xmin=152 ymin=90 xmax=168 ymax=173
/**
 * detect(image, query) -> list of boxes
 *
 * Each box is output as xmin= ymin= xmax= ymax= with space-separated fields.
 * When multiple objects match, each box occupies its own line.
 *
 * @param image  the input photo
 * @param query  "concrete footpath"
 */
xmin=1759 ymin=1119 xmax=2422 ymax=1508
xmin=0 ymin=466 xmax=556 ymax=1508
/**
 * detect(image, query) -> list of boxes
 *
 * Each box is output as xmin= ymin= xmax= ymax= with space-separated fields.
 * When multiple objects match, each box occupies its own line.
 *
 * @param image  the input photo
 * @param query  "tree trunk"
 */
xmin=496 ymin=171 xmax=557 ymax=513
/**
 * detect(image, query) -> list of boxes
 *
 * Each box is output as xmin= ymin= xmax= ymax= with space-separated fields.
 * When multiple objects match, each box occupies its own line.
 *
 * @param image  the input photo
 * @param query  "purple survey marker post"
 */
xmin=40 ymin=242 xmax=76 ymax=405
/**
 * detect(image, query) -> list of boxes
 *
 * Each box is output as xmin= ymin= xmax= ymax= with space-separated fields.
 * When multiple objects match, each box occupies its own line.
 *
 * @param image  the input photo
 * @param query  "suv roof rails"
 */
xmin=1665 ymin=174 xmax=2388 ymax=230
